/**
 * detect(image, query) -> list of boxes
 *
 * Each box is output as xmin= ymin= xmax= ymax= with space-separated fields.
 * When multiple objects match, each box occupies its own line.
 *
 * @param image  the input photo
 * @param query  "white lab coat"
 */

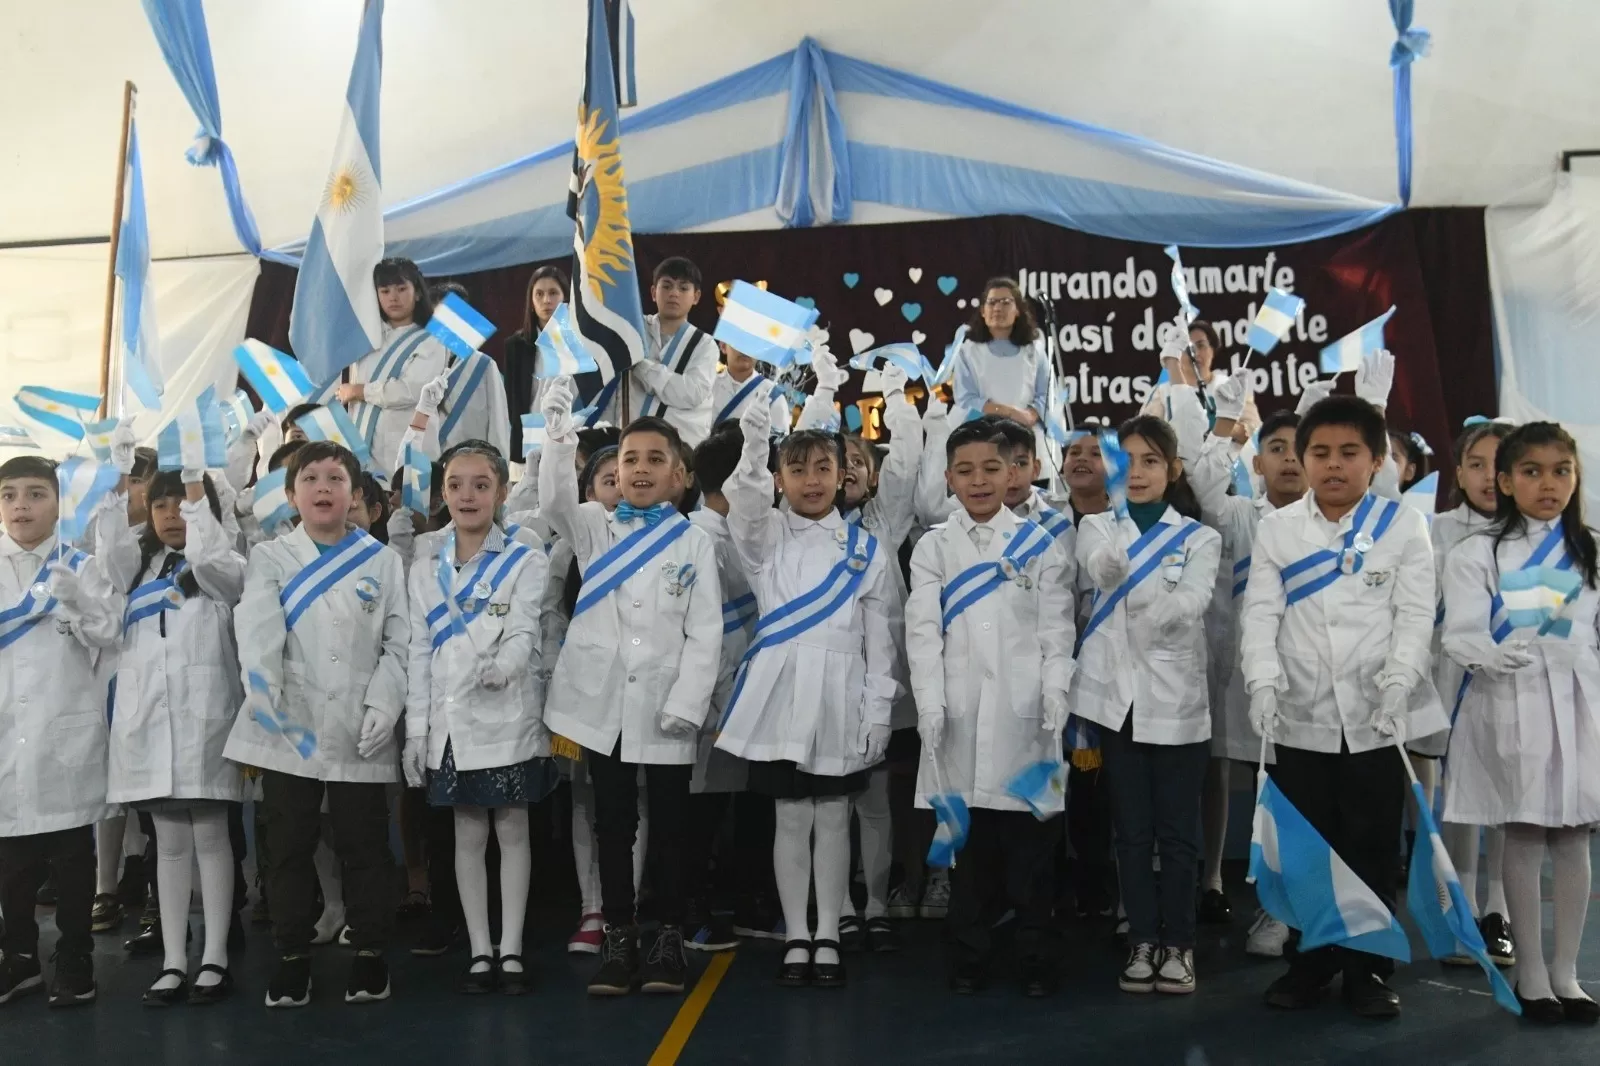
xmin=0 ymin=531 xmax=123 ymax=836
xmin=106 ymin=501 xmax=247 ymax=805
xmin=405 ymin=525 xmax=548 ymax=772
xmin=1442 ymin=521 xmax=1600 ymax=826
xmin=710 ymin=369 xmax=790 ymax=436
xmin=417 ymin=351 xmax=512 ymax=467
xmin=689 ymin=508 xmax=752 ymax=794
xmin=338 ymin=324 xmax=452 ymax=474
xmin=713 ymin=428 xmax=900 ymax=776
xmin=613 ymin=316 xmax=720 ymax=446
xmin=221 ymin=526 xmax=409 ymax=783
xmin=907 ymin=508 xmax=1075 ymax=812
xmin=1240 ymin=495 xmax=1446 ymax=755
xmin=1413 ymin=504 xmax=1492 ymax=758
xmin=539 ymin=432 xmax=722 ymax=765
xmin=1070 ymin=508 xmax=1221 ymax=745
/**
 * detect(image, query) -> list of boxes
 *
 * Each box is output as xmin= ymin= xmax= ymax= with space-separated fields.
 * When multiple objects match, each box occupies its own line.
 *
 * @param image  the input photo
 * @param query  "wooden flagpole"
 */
xmin=96 ymin=81 xmax=137 ymax=419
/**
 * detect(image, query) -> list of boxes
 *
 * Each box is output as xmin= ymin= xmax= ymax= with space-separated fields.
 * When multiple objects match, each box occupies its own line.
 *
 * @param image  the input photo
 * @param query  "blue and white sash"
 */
xmin=279 ymin=530 xmax=385 ymax=631
xmin=572 ymin=511 xmax=692 ymax=617
xmin=1080 ymin=518 xmax=1202 ymax=642
xmin=939 ymin=519 xmax=1054 ymax=632
xmin=1031 ymin=499 xmax=1073 ymax=543
xmin=124 ymin=560 xmax=190 ymax=630
xmin=0 ymin=551 xmax=89 ymax=651
xmin=436 ymin=352 xmax=493 ymax=444
xmin=427 ymin=540 xmax=532 ymax=650
xmin=641 ymin=326 xmax=702 ymax=419
xmin=722 ymin=591 xmax=757 ymax=636
xmin=719 ymin=523 xmax=878 ymax=727
xmin=1231 ymin=555 xmax=1251 ymax=599
xmin=715 ymin=374 xmax=767 ymax=425
xmin=350 ymin=327 xmax=431 ymax=446
xmin=1280 ymin=495 xmax=1400 ymax=607
xmin=1488 ymin=521 xmax=1572 ymax=643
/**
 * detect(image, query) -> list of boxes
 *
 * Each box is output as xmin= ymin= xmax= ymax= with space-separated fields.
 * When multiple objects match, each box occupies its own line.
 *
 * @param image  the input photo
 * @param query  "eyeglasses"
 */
xmin=983 ymin=297 xmax=1015 ymax=308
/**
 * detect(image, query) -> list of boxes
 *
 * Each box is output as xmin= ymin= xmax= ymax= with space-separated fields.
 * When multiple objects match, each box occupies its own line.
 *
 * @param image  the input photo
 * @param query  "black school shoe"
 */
xmin=344 ymin=951 xmax=391 ymax=1004
xmin=866 ymin=916 xmax=901 ymax=953
xmin=838 ymin=915 xmax=866 ymax=953
xmin=497 ymin=955 xmax=532 ymax=997
xmin=811 ymin=939 xmax=846 ymax=989
xmin=0 ymin=953 xmax=43 ymax=1005
xmin=1515 ymin=984 xmax=1565 ymax=1024
xmin=1341 ymin=973 xmax=1400 ymax=1019
xmin=1480 ymin=913 xmax=1515 ymax=967
xmin=640 ymin=925 xmax=689 ymax=995
xmin=265 ymin=955 xmax=313 ymax=1008
xmin=1197 ymin=889 xmax=1232 ymax=925
xmin=142 ymin=970 xmax=188 ymax=1008
xmin=1263 ymin=970 xmax=1328 ymax=1010
xmin=1019 ymin=957 xmax=1057 ymax=998
xmin=459 ymin=956 xmax=497 ymax=995
xmin=47 ymin=953 xmax=96 ymax=1008
xmin=777 ymin=941 xmax=812 ymax=987
xmin=188 ymin=965 xmax=234 ymax=1006
xmin=1559 ymin=993 xmax=1600 ymax=1024
xmin=588 ymin=925 xmax=640 ymax=996
xmin=948 ymin=962 xmax=987 ymax=995
xmin=410 ymin=920 xmax=461 ymax=957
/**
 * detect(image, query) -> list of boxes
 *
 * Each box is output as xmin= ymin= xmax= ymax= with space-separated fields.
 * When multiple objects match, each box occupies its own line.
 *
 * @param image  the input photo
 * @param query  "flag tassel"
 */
xmin=97 ymin=81 xmax=137 ymax=420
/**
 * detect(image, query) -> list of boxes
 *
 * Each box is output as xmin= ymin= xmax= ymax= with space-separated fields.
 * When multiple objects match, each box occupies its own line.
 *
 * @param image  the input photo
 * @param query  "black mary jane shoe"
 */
xmin=1515 ymin=984 xmax=1566 ymax=1024
xmin=776 ymin=941 xmax=812 ymax=987
xmin=459 ymin=956 xmax=497 ymax=995
xmin=187 ymin=964 xmax=234 ymax=1006
xmin=1559 ymin=994 xmax=1600 ymax=1025
xmin=810 ymin=939 xmax=846 ymax=989
xmin=497 ymin=955 xmax=531 ymax=997
xmin=142 ymin=970 xmax=188 ymax=1008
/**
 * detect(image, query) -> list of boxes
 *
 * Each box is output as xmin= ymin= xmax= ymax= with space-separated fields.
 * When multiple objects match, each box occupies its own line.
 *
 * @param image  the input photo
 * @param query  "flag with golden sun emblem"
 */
xmin=565 ymin=0 xmax=646 ymax=411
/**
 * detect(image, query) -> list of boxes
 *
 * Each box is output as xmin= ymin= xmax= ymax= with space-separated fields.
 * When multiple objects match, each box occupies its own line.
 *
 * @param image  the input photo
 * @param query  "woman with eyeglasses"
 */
xmin=946 ymin=278 xmax=1058 ymax=483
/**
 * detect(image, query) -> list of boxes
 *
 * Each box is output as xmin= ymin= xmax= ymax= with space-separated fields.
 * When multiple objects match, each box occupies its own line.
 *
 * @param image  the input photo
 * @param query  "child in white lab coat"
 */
xmin=715 ymin=400 xmax=899 ymax=989
xmin=907 ymin=419 xmax=1075 ymax=995
xmin=601 ymin=257 xmax=720 ymax=445
xmin=1440 ymin=421 xmax=1600 ymax=1023
xmin=539 ymin=379 xmax=722 ymax=997
xmin=222 ymin=441 xmax=409 ymax=1009
xmin=1242 ymin=396 xmax=1444 ymax=1019
xmin=105 ymin=471 xmax=247 ymax=1006
xmin=711 ymin=343 xmax=790 ymax=435
xmin=403 ymin=440 xmax=555 ymax=995
xmin=1071 ymin=415 xmax=1221 ymax=996
xmin=0 ymin=454 xmax=126 ymax=1009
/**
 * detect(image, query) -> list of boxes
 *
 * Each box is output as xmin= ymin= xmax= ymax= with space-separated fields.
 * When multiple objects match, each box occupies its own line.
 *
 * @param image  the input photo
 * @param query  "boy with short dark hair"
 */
xmin=711 ymin=343 xmax=790 ymax=435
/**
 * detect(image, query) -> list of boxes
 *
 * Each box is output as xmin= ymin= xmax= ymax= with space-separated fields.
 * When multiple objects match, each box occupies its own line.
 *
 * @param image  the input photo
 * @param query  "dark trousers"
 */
xmin=227 ymin=802 xmax=248 ymax=911
xmin=0 ymin=826 xmax=95 ymax=960
xmin=1270 ymin=742 xmax=1405 ymax=983
xmin=946 ymin=808 xmax=1063 ymax=971
xmin=1101 ymin=719 xmax=1210 ymax=949
xmin=423 ymin=801 xmax=464 ymax=927
xmin=685 ymin=791 xmax=775 ymax=910
xmin=588 ymin=742 xmax=691 ymax=928
xmin=263 ymin=772 xmax=395 ymax=954
xmin=1065 ymin=763 xmax=1116 ymax=914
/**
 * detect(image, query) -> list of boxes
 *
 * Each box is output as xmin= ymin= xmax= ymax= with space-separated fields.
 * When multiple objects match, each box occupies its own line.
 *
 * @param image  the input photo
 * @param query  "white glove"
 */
xmin=1477 ymin=639 xmax=1536 ymax=679
xmin=1295 ymin=378 xmax=1336 ymax=416
xmin=46 ymin=562 xmax=86 ymax=611
xmin=813 ymin=345 xmax=850 ymax=391
xmin=540 ymin=376 xmax=575 ymax=440
xmin=180 ymin=468 xmax=205 ymax=485
xmin=244 ymin=410 xmax=276 ymax=440
xmin=402 ymin=735 xmax=427 ymax=788
xmin=878 ymin=362 xmax=909 ymax=396
xmin=739 ymin=393 xmax=771 ymax=442
xmin=1087 ymin=546 xmax=1130 ymax=591
xmin=860 ymin=720 xmax=891 ymax=765
xmin=658 ymin=712 xmax=698 ymax=738
xmin=478 ymin=654 xmax=509 ymax=692
xmin=1248 ymin=687 xmax=1279 ymax=740
xmin=1141 ymin=594 xmax=1186 ymax=633
xmin=1159 ymin=337 xmax=1186 ymax=368
xmin=357 ymin=707 xmax=391 ymax=760
xmin=417 ymin=374 xmax=450 ymax=419
xmin=1374 ymin=684 xmax=1409 ymax=743
xmin=1355 ymin=349 xmax=1395 ymax=410
xmin=1043 ymin=692 xmax=1071 ymax=733
xmin=110 ymin=421 xmax=138 ymax=475
xmin=917 ymin=710 xmax=944 ymax=753
xmin=1212 ymin=373 xmax=1249 ymax=422
xmin=394 ymin=426 xmax=423 ymax=474
xmin=631 ymin=357 xmax=666 ymax=388
xmin=923 ymin=392 xmax=949 ymax=422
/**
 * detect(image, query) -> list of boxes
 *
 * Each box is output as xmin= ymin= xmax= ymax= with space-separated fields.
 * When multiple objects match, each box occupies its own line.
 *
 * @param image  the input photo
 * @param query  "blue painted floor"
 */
xmin=5 ymin=847 xmax=1599 ymax=1065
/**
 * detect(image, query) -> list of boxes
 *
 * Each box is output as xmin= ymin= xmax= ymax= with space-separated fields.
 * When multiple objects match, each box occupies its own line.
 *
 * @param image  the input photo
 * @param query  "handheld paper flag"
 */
xmin=56 ymin=457 xmax=122 ymax=545
xmin=116 ymin=118 xmax=164 ymax=410
xmin=427 ymin=292 xmax=496 ymax=358
xmin=1163 ymin=245 xmax=1200 ymax=323
xmin=84 ymin=418 xmax=119 ymax=463
xmin=220 ymin=389 xmax=256 ymax=446
xmin=1098 ymin=429 xmax=1129 ymax=519
xmin=234 ymin=340 xmax=316 ymax=414
xmin=520 ymin=413 xmax=547 ymax=459
xmin=246 ymin=669 xmax=318 ymax=760
xmin=1245 ymin=289 xmax=1306 ymax=355
xmin=852 ymin=343 xmax=924 ymax=383
xmin=251 ymin=468 xmax=295 ymax=533
xmin=401 ymin=442 xmax=431 ymax=516
xmin=1400 ymin=470 xmax=1438 ymax=516
xmin=1320 ymin=306 xmax=1396 ymax=375
xmin=713 ymin=281 xmax=819 ymax=368
xmin=927 ymin=790 xmax=971 ymax=869
xmin=944 ymin=323 xmax=969 ymax=364
xmin=1231 ymin=456 xmax=1256 ymax=500
xmin=535 ymin=304 xmax=599 ymax=379
xmin=1004 ymin=759 xmax=1066 ymax=821
xmin=0 ymin=426 xmax=38 ymax=450
xmin=298 ymin=404 xmax=374 ymax=469
xmin=157 ymin=386 xmax=229 ymax=472
xmin=14 ymin=386 xmax=99 ymax=441
xmin=1498 ymin=565 xmax=1584 ymax=638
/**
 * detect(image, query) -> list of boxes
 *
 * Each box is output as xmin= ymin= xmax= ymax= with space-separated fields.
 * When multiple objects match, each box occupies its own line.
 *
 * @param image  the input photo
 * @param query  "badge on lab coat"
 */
xmin=355 ymin=576 xmax=381 ymax=613
xmin=1161 ymin=551 xmax=1185 ymax=590
xmin=667 ymin=562 xmax=698 ymax=597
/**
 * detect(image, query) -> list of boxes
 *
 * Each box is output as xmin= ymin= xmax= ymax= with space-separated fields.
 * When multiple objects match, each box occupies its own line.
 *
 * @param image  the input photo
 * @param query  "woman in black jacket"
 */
xmin=504 ymin=265 xmax=570 ymax=459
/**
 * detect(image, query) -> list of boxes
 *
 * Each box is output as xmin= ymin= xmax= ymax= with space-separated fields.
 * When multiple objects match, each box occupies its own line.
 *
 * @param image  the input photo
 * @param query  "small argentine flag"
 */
xmin=220 ymin=389 xmax=256 ymax=446
xmin=251 ymin=468 xmax=295 ymax=533
xmin=1320 ymin=306 xmax=1396 ymax=375
xmin=84 ymin=417 xmax=120 ymax=463
xmin=1004 ymin=758 xmax=1066 ymax=820
xmin=1499 ymin=565 xmax=1584 ymax=637
xmin=157 ymin=386 xmax=229 ymax=473
xmin=401 ymin=442 xmax=431 ymax=516
xmin=426 ymin=292 xmax=497 ymax=359
xmin=298 ymin=404 xmax=374 ymax=469
xmin=926 ymin=790 xmax=971 ymax=869
xmin=1231 ymin=456 xmax=1255 ymax=499
xmin=1245 ymin=289 xmax=1306 ymax=356
xmin=852 ymin=343 xmax=924 ymax=382
xmin=520 ymin=413 xmax=547 ymax=459
xmin=14 ymin=386 xmax=100 ymax=441
xmin=1163 ymin=244 xmax=1200 ymax=323
xmin=713 ymin=281 xmax=819 ymax=369
xmin=1099 ymin=429 xmax=1130 ymax=519
xmin=534 ymin=304 xmax=598 ymax=379
xmin=234 ymin=340 xmax=316 ymax=414
xmin=0 ymin=425 xmax=38 ymax=450
xmin=57 ymin=456 xmax=122 ymax=545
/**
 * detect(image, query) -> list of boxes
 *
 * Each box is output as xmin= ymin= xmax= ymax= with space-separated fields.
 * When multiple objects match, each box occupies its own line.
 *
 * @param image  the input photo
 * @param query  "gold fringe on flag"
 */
xmin=1070 ymin=748 xmax=1102 ymax=772
xmin=549 ymin=734 xmax=582 ymax=761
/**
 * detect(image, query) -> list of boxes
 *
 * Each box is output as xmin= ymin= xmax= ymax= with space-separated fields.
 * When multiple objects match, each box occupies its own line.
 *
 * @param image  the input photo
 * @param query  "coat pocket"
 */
xmin=1009 ymin=653 xmax=1044 ymax=719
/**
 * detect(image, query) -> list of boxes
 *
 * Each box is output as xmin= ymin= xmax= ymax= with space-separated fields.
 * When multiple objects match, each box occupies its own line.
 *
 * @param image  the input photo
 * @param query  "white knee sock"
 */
xmin=774 ymin=798 xmax=816 ymax=964
xmin=454 ymin=807 xmax=494 ymax=968
xmin=570 ymin=773 xmax=602 ymax=916
xmin=634 ymin=786 xmax=649 ymax=894
xmin=1443 ymin=821 xmax=1482 ymax=917
xmin=1201 ymin=759 xmax=1229 ymax=894
xmin=812 ymin=797 xmax=852 ymax=966
xmin=1547 ymin=827 xmax=1592 ymax=1001
xmin=854 ymin=769 xmax=893 ymax=919
xmin=1502 ymin=824 xmax=1552 ymax=1000
xmin=191 ymin=807 xmax=234 ymax=985
xmin=1484 ymin=826 xmax=1509 ymax=917
xmin=151 ymin=811 xmax=195 ymax=987
xmin=496 ymin=807 xmax=532 ymax=966
xmin=96 ymin=814 xmax=127 ymax=896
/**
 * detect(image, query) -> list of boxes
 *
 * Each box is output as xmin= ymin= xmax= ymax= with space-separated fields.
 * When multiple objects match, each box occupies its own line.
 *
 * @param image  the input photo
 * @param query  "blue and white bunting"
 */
xmin=156 ymin=386 xmax=228 ymax=472
xmin=713 ymin=281 xmax=819 ymax=368
xmin=56 ymin=456 xmax=122 ymax=545
xmin=1320 ymin=306 xmax=1396 ymax=375
xmin=233 ymin=340 xmax=316 ymax=414
xmin=14 ymin=386 xmax=100 ymax=442
xmin=1245 ymin=289 xmax=1305 ymax=355
xmin=297 ymin=404 xmax=374 ymax=469
xmin=116 ymin=118 xmax=164 ymax=411
xmin=534 ymin=303 xmax=599 ymax=379
xmin=401 ymin=442 xmax=431 ymax=516
xmin=425 ymin=291 xmax=497 ymax=359
xmin=520 ymin=412 xmax=547 ymax=458
xmin=251 ymin=468 xmax=295 ymax=533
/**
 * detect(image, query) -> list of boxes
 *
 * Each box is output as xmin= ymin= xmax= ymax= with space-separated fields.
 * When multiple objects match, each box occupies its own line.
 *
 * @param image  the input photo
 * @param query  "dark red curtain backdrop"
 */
xmin=245 ymin=209 xmax=1495 ymax=456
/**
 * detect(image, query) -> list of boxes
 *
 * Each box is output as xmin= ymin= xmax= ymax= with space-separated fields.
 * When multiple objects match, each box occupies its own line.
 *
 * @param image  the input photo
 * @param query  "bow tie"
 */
xmin=615 ymin=501 xmax=676 ymax=527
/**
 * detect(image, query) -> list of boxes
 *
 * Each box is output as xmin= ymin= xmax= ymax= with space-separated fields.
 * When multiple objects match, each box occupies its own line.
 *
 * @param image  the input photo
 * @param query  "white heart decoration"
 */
xmin=873 ymin=287 xmax=893 ymax=306
xmin=912 ymin=330 xmax=926 ymax=345
xmin=849 ymin=328 xmax=876 ymax=354
xmin=908 ymin=268 xmax=923 ymax=283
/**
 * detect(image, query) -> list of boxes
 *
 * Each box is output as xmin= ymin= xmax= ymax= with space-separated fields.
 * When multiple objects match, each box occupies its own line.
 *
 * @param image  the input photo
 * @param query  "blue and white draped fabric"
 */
xmin=1232 ymin=555 xmax=1252 ymax=599
xmin=278 ymin=529 xmax=384 ymax=631
xmin=722 ymin=591 xmax=758 ymax=636
xmin=1080 ymin=518 xmax=1203 ymax=642
xmin=1030 ymin=496 xmax=1072 ymax=543
xmin=939 ymin=519 xmax=1053 ymax=632
xmin=427 ymin=531 xmax=531 ymax=650
xmin=115 ymin=118 xmax=164 ymax=411
xmin=715 ymin=374 xmax=768 ymax=425
xmin=1389 ymin=0 xmax=1432 ymax=206
xmin=436 ymin=351 xmax=494 ymax=444
xmin=124 ymin=560 xmax=189 ymax=630
xmin=571 ymin=511 xmax=693 ymax=617
xmin=719 ymin=524 xmax=878 ymax=728
xmin=640 ymin=326 xmax=701 ymax=419
xmin=0 ymin=551 xmax=89 ymax=651
xmin=841 ymin=507 xmax=865 ymax=528
xmin=1280 ymin=495 xmax=1400 ymax=607
xmin=1488 ymin=522 xmax=1573 ymax=643
xmin=347 ymin=326 xmax=431 ymax=447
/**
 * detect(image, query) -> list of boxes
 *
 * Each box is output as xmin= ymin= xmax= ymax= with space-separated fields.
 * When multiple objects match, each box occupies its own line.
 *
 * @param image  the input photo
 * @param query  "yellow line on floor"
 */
xmin=647 ymin=951 xmax=735 ymax=1066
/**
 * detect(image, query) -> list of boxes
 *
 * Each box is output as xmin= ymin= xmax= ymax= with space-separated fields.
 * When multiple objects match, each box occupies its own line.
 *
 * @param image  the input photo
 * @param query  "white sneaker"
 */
xmin=1155 ymin=946 xmax=1195 ymax=994
xmin=886 ymin=885 xmax=918 ymax=920
xmin=920 ymin=872 xmax=951 ymax=919
xmin=1119 ymin=942 xmax=1158 ymax=993
xmin=1245 ymin=910 xmax=1290 ymax=958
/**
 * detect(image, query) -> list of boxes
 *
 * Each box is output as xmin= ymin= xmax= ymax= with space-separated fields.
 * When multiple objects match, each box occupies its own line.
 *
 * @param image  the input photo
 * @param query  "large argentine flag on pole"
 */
xmin=566 ymin=0 xmax=647 ymax=404
xmin=116 ymin=118 xmax=163 ymax=411
xmin=288 ymin=0 xmax=386 ymax=385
